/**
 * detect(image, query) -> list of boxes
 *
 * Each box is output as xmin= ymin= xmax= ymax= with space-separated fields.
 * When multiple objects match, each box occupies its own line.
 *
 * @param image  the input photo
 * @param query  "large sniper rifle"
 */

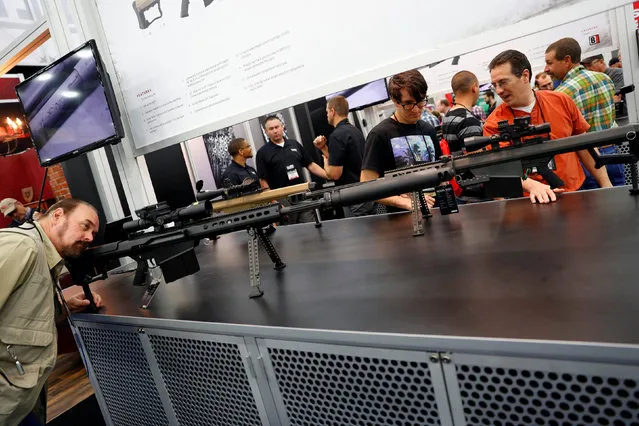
xmin=72 ymin=123 xmax=639 ymax=306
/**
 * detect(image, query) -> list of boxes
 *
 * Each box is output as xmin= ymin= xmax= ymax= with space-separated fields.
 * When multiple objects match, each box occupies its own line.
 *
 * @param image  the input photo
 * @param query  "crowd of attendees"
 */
xmin=220 ymin=37 xmax=627 ymax=223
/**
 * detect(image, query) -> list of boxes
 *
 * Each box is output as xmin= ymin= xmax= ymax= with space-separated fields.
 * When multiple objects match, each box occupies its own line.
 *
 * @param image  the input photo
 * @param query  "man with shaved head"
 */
xmin=0 ymin=198 xmax=104 ymax=425
xmin=441 ymin=70 xmax=484 ymax=154
xmin=313 ymin=95 xmax=371 ymax=216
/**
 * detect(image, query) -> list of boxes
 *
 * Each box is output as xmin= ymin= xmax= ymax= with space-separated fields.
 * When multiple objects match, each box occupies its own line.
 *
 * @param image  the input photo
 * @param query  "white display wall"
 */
xmin=93 ymin=0 xmax=631 ymax=154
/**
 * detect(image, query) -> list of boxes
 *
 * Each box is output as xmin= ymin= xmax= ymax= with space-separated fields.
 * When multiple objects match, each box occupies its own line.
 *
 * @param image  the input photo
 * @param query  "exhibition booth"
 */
xmin=2 ymin=0 xmax=639 ymax=425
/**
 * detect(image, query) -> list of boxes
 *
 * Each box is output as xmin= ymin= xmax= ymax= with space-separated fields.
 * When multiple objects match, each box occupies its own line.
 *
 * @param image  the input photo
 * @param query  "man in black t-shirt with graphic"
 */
xmin=361 ymin=70 xmax=442 ymax=211
xmin=313 ymin=96 xmax=371 ymax=216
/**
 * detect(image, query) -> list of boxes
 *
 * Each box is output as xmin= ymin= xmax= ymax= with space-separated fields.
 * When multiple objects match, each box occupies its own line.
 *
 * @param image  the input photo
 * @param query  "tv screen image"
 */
xmin=15 ymin=40 xmax=123 ymax=166
xmin=326 ymin=79 xmax=389 ymax=111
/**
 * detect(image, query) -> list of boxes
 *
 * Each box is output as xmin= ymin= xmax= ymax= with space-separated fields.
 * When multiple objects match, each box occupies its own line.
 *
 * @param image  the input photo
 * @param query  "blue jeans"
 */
xmin=580 ymin=145 xmax=625 ymax=190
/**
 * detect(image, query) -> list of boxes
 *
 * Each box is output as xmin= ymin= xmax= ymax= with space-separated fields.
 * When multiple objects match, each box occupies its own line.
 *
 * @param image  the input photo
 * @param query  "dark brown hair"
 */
xmin=263 ymin=115 xmax=282 ymax=127
xmin=546 ymin=38 xmax=581 ymax=64
xmin=488 ymin=50 xmax=532 ymax=79
xmin=44 ymin=198 xmax=95 ymax=217
xmin=387 ymin=70 xmax=428 ymax=103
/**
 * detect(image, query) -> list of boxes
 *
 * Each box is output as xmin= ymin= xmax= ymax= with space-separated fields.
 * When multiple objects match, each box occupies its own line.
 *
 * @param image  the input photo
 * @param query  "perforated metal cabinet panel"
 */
xmin=257 ymin=339 xmax=453 ymax=426
xmin=443 ymin=352 xmax=639 ymax=426
xmin=77 ymin=324 xmax=170 ymax=426
xmin=146 ymin=329 xmax=269 ymax=426
xmin=617 ymin=142 xmax=637 ymax=186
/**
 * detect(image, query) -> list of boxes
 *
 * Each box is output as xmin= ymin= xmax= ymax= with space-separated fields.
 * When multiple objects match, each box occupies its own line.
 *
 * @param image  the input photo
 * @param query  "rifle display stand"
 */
xmin=140 ymin=278 xmax=161 ymax=309
xmin=247 ymin=228 xmax=263 ymax=298
xmin=256 ymin=227 xmax=286 ymax=270
xmin=411 ymin=191 xmax=431 ymax=237
xmin=132 ymin=260 xmax=163 ymax=310
xmin=313 ymin=209 xmax=322 ymax=228
xmin=247 ymin=227 xmax=286 ymax=298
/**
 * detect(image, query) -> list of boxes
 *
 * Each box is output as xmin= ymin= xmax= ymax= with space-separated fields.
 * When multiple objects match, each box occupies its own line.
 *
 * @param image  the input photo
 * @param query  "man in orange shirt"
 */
xmin=485 ymin=50 xmax=593 ymax=204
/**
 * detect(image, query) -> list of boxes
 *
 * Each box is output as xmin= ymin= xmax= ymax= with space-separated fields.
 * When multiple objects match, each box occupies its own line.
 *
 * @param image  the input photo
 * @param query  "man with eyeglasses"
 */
xmin=485 ymin=49 xmax=592 ymax=204
xmin=361 ymin=70 xmax=442 ymax=211
xmin=534 ymin=72 xmax=554 ymax=91
xmin=221 ymin=137 xmax=260 ymax=190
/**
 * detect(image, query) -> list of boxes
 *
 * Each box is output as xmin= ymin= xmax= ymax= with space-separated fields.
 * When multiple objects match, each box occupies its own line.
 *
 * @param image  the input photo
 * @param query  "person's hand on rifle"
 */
xmin=399 ymin=193 xmax=436 ymax=209
xmin=425 ymin=194 xmax=436 ymax=209
xmin=522 ymin=178 xmax=564 ymax=204
xmin=67 ymin=292 xmax=104 ymax=312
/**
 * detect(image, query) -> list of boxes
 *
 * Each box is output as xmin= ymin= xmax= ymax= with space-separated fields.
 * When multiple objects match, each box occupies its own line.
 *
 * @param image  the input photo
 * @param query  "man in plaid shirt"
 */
xmin=421 ymin=108 xmax=441 ymax=128
xmin=545 ymin=37 xmax=618 ymax=189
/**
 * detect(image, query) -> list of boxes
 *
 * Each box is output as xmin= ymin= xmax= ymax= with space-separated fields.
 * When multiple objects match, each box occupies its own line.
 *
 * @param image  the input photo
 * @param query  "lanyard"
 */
xmin=507 ymin=92 xmax=551 ymax=141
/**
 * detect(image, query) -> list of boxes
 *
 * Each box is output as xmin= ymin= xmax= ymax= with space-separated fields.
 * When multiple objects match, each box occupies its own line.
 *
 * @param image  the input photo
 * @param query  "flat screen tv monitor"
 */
xmin=15 ymin=39 xmax=124 ymax=167
xmin=326 ymin=79 xmax=389 ymax=111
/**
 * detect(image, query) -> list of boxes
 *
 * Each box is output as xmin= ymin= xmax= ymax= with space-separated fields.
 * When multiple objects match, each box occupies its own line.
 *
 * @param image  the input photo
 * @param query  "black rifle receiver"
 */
xmin=464 ymin=117 xmax=563 ymax=188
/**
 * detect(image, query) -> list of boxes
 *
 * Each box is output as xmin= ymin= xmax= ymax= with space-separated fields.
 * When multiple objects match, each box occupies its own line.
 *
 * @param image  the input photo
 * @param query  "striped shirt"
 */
xmin=441 ymin=108 xmax=483 ymax=153
xmin=555 ymin=65 xmax=616 ymax=132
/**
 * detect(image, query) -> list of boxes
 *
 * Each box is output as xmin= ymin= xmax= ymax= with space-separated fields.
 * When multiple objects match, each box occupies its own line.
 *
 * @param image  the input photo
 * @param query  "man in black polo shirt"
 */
xmin=256 ymin=115 xmax=327 ymax=223
xmin=220 ymin=138 xmax=260 ymax=191
xmin=313 ymin=96 xmax=371 ymax=216
xmin=361 ymin=69 xmax=441 ymax=211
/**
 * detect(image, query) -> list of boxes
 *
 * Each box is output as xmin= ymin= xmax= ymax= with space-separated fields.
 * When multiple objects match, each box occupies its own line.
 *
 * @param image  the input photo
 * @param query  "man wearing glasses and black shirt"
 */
xmin=361 ymin=70 xmax=441 ymax=211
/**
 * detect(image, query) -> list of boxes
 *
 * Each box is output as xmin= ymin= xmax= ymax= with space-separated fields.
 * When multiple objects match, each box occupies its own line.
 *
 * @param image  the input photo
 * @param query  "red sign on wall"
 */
xmin=0 ymin=77 xmax=21 ymax=102
xmin=634 ymin=1 xmax=639 ymax=28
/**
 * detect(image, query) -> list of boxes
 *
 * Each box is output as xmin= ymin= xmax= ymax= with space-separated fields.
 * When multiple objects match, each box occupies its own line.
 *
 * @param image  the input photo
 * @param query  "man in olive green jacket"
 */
xmin=0 ymin=198 xmax=103 ymax=426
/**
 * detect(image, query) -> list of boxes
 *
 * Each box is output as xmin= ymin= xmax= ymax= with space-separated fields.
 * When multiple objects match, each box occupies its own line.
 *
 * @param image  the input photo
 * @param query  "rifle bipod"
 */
xmin=411 ymin=191 xmax=432 ymax=237
xmin=247 ymin=226 xmax=286 ymax=298
xmin=132 ymin=259 xmax=163 ymax=310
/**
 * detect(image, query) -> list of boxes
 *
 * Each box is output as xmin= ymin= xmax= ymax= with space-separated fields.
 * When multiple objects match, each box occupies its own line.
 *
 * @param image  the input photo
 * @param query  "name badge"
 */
xmin=287 ymin=166 xmax=300 ymax=181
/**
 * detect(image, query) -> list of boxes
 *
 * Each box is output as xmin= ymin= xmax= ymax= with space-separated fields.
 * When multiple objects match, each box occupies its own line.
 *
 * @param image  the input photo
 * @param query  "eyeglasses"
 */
xmin=398 ymin=100 xmax=426 ymax=111
xmin=491 ymin=78 xmax=513 ymax=90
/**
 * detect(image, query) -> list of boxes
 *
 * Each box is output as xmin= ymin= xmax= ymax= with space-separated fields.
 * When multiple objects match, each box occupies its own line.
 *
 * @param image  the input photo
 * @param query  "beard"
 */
xmin=56 ymin=221 xmax=89 ymax=258
xmin=60 ymin=241 xmax=89 ymax=258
